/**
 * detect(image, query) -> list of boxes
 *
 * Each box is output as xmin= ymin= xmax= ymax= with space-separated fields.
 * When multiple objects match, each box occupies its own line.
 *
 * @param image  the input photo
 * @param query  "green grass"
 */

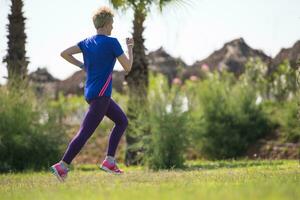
xmin=0 ymin=160 xmax=299 ymax=200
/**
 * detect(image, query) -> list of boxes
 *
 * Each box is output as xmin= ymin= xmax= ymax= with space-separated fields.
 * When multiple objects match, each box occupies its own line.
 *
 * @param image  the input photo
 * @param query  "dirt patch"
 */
xmin=247 ymin=140 xmax=299 ymax=159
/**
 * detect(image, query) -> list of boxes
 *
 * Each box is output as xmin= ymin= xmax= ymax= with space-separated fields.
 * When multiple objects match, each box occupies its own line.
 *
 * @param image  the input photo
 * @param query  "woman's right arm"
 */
xmin=60 ymin=45 xmax=85 ymax=69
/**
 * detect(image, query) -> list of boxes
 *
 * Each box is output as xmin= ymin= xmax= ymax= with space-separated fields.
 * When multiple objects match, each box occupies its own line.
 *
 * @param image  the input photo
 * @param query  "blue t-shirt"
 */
xmin=77 ymin=35 xmax=124 ymax=101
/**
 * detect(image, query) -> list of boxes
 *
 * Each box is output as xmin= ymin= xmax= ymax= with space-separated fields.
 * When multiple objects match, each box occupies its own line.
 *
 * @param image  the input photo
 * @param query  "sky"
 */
xmin=0 ymin=0 xmax=300 ymax=84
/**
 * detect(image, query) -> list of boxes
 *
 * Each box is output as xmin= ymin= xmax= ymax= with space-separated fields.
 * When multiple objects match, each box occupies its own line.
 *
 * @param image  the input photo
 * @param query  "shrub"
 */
xmin=0 ymin=87 xmax=67 ymax=172
xmin=186 ymin=72 xmax=272 ymax=159
xmin=262 ymin=95 xmax=300 ymax=143
xmin=145 ymin=74 xmax=188 ymax=170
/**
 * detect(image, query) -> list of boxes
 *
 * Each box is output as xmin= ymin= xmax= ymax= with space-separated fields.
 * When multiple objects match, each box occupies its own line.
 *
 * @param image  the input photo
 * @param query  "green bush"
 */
xmin=186 ymin=72 xmax=272 ymax=159
xmin=262 ymin=95 xmax=300 ymax=143
xmin=125 ymin=96 xmax=150 ymax=165
xmin=0 ymin=87 xmax=67 ymax=172
xmin=145 ymin=74 xmax=188 ymax=170
xmin=269 ymin=61 xmax=298 ymax=102
xmin=241 ymin=58 xmax=269 ymax=99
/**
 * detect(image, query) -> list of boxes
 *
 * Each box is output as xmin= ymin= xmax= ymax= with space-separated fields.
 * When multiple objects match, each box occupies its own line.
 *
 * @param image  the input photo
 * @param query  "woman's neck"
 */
xmin=97 ymin=28 xmax=109 ymax=35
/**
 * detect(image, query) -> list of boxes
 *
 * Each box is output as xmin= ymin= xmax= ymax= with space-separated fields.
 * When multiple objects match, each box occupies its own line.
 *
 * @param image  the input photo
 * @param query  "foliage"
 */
xmin=3 ymin=0 xmax=29 ymax=86
xmin=186 ymin=72 xmax=272 ymax=159
xmin=0 ymin=87 xmax=67 ymax=172
xmin=145 ymin=74 xmax=188 ymax=169
xmin=241 ymin=59 xmax=299 ymax=102
xmin=268 ymin=61 xmax=299 ymax=101
xmin=240 ymin=58 xmax=269 ymax=99
xmin=262 ymin=95 xmax=300 ymax=143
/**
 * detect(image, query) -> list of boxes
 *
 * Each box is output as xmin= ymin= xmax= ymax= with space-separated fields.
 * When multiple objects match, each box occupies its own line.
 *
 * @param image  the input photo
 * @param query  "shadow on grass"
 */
xmin=183 ymin=160 xmax=285 ymax=171
xmin=72 ymin=160 xmax=287 ymax=172
xmin=72 ymin=164 xmax=99 ymax=172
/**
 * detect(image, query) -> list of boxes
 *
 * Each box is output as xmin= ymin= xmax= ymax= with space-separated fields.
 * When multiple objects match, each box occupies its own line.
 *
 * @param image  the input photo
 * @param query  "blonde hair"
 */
xmin=92 ymin=6 xmax=114 ymax=29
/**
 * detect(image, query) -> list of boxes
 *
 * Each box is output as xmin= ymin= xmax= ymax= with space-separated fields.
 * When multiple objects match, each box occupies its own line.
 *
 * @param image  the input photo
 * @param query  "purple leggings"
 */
xmin=62 ymin=96 xmax=128 ymax=164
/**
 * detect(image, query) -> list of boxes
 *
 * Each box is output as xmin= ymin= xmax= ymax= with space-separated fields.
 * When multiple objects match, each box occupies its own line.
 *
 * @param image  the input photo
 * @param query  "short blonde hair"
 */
xmin=92 ymin=6 xmax=114 ymax=29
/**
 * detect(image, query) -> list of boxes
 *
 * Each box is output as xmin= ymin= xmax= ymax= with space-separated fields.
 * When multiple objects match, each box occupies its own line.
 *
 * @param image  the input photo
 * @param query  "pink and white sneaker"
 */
xmin=50 ymin=162 xmax=69 ymax=182
xmin=99 ymin=159 xmax=124 ymax=175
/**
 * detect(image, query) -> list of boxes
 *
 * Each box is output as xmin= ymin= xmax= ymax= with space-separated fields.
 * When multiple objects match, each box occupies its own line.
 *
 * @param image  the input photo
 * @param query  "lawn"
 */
xmin=0 ymin=160 xmax=299 ymax=200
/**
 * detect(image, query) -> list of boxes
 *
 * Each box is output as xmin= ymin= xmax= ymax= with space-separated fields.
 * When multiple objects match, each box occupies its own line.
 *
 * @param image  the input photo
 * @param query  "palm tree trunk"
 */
xmin=3 ymin=0 xmax=29 ymax=87
xmin=124 ymin=7 xmax=149 ymax=165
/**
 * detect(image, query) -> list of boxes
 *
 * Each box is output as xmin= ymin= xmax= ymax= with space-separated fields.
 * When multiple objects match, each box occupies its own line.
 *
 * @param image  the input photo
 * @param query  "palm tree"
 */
xmin=109 ymin=0 xmax=186 ymax=165
xmin=3 ymin=0 xmax=29 ymax=87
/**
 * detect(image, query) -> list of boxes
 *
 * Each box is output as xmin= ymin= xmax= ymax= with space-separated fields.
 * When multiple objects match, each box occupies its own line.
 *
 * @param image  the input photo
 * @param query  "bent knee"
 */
xmin=117 ymin=115 xmax=128 ymax=128
xmin=122 ymin=116 xmax=129 ymax=128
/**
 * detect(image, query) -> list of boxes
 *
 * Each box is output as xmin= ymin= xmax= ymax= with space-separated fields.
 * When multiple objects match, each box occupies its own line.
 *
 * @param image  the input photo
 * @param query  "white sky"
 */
xmin=1 ymin=0 xmax=300 ymax=84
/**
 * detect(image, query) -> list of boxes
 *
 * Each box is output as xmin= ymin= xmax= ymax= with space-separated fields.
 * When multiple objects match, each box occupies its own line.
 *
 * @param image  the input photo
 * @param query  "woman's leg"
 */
xmin=62 ymin=96 xmax=111 ymax=164
xmin=105 ymin=99 xmax=128 ymax=157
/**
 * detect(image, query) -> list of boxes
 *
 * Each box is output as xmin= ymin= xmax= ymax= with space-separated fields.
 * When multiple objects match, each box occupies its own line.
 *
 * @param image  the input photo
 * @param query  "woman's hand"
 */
xmin=126 ymin=38 xmax=134 ymax=48
xmin=117 ymin=38 xmax=134 ymax=74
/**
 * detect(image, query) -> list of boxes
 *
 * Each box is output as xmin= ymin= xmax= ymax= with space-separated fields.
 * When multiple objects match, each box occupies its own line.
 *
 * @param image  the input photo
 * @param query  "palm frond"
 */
xmin=158 ymin=0 xmax=193 ymax=11
xmin=109 ymin=0 xmax=127 ymax=9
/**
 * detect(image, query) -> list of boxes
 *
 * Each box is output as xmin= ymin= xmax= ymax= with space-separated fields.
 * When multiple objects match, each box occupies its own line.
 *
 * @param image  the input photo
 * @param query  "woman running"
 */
xmin=50 ymin=6 xmax=134 ymax=181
